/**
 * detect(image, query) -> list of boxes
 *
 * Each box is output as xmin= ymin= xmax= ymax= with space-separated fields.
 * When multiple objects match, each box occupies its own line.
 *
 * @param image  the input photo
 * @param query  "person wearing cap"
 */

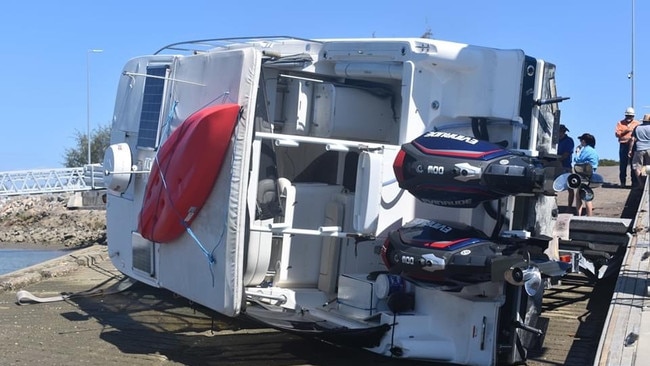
xmin=628 ymin=114 xmax=650 ymax=189
xmin=557 ymin=124 xmax=575 ymax=208
xmin=615 ymin=107 xmax=640 ymax=187
xmin=574 ymin=133 xmax=598 ymax=216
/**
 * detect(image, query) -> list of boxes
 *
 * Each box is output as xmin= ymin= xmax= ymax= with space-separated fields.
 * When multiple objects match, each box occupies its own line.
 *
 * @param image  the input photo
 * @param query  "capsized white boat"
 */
xmin=103 ymin=36 xmax=571 ymax=365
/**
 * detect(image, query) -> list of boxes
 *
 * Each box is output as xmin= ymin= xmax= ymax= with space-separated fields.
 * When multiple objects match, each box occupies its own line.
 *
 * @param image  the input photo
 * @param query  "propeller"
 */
xmin=503 ymin=253 xmax=542 ymax=296
xmin=522 ymin=266 xmax=542 ymax=296
xmin=567 ymin=173 xmax=582 ymax=189
xmin=504 ymin=266 xmax=524 ymax=286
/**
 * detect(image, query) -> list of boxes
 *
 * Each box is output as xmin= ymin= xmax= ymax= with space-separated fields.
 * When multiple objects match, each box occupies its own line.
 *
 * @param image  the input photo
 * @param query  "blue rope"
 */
xmin=160 ymin=100 xmax=178 ymax=141
xmin=151 ymin=100 xmax=218 ymax=272
xmin=153 ymin=155 xmax=216 ymax=266
xmin=181 ymin=222 xmax=216 ymax=264
xmin=148 ymin=99 xmax=242 ymax=285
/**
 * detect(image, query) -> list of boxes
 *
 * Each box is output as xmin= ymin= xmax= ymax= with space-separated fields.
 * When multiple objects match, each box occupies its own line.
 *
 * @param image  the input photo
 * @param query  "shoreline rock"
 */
xmin=0 ymin=193 xmax=106 ymax=249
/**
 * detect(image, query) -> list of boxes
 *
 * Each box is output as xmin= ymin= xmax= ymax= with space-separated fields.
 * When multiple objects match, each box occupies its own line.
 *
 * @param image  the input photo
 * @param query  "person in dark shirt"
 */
xmin=557 ymin=124 xmax=575 ymax=208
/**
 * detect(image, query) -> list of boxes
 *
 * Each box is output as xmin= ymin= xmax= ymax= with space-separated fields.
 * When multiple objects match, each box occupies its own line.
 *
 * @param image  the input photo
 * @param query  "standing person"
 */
xmin=615 ymin=107 xmax=640 ymax=187
xmin=574 ymin=133 xmax=598 ymax=216
xmin=557 ymin=124 xmax=575 ymax=208
xmin=628 ymin=114 xmax=650 ymax=189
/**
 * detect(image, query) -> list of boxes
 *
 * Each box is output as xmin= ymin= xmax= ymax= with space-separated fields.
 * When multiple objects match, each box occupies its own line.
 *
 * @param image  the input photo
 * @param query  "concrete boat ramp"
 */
xmin=0 ymin=247 xmax=442 ymax=365
xmin=1 ymin=168 xmax=650 ymax=365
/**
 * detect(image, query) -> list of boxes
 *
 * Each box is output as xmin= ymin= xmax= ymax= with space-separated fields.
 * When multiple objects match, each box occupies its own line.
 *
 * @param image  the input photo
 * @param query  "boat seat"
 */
xmin=274 ymin=183 xmax=344 ymax=288
xmin=256 ymin=178 xmax=282 ymax=220
xmin=243 ymin=177 xmax=285 ymax=287
xmin=318 ymin=201 xmax=344 ymax=294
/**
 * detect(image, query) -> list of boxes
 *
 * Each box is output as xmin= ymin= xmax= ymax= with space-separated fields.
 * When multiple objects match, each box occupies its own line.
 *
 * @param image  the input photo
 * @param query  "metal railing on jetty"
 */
xmin=0 ymin=164 xmax=105 ymax=196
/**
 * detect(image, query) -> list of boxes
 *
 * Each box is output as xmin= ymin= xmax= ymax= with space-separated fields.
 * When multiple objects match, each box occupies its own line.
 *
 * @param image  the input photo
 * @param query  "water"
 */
xmin=0 ymin=248 xmax=68 ymax=276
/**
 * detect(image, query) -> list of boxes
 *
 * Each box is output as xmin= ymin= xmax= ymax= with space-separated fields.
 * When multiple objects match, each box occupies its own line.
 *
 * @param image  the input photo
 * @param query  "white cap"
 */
xmin=625 ymin=107 xmax=635 ymax=116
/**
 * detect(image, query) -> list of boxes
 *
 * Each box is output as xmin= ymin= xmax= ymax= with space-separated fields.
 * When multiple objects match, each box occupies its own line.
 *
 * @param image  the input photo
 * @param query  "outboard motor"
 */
xmin=381 ymin=219 xmax=523 ymax=284
xmin=385 ymin=131 xmax=566 ymax=285
xmin=393 ymin=131 xmax=548 ymax=208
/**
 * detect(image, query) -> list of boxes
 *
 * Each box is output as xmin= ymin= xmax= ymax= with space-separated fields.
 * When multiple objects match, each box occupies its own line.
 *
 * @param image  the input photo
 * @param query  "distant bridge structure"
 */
xmin=0 ymin=165 xmax=105 ymax=197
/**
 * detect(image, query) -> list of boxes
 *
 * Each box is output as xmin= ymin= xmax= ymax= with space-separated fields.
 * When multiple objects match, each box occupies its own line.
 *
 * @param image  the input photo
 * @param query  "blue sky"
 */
xmin=0 ymin=1 xmax=647 ymax=171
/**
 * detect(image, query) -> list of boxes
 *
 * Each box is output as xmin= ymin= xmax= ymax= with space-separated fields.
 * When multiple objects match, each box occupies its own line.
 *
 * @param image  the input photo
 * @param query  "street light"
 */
xmin=86 ymin=49 xmax=103 ymax=165
xmin=630 ymin=0 xmax=635 ymax=108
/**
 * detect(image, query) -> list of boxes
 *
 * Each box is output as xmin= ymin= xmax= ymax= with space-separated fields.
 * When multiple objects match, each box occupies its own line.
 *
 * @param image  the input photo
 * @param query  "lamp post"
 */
xmin=630 ymin=0 xmax=635 ymax=108
xmin=86 ymin=49 xmax=103 ymax=165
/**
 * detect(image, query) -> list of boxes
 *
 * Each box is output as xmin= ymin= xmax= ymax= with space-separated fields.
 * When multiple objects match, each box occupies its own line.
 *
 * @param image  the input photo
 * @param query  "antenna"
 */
xmin=421 ymin=17 xmax=433 ymax=39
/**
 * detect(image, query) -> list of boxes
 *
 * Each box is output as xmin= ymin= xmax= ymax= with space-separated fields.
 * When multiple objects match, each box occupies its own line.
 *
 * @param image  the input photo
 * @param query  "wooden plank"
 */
xmin=599 ymin=219 xmax=649 ymax=366
xmin=599 ymin=237 xmax=637 ymax=365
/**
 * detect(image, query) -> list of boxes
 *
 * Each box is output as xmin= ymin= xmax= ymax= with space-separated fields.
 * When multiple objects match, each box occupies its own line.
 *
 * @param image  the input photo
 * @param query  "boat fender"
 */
xmin=375 ymin=273 xmax=405 ymax=299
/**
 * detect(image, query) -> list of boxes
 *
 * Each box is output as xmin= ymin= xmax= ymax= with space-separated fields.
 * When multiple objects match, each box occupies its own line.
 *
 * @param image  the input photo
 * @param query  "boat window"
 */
xmin=136 ymin=66 xmax=169 ymax=149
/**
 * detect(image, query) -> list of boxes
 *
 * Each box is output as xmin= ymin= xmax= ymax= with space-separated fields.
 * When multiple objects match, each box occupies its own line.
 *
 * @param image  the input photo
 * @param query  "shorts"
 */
xmin=573 ymin=163 xmax=593 ymax=178
xmin=632 ymin=150 xmax=650 ymax=171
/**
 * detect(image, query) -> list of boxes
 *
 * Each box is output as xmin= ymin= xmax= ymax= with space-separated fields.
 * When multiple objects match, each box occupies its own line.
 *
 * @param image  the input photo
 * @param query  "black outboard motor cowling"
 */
xmin=381 ymin=219 xmax=522 ymax=283
xmin=393 ymin=131 xmax=546 ymax=208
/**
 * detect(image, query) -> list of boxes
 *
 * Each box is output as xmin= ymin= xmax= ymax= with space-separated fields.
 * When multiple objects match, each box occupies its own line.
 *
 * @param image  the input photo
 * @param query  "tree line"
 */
xmin=62 ymin=124 xmax=110 ymax=167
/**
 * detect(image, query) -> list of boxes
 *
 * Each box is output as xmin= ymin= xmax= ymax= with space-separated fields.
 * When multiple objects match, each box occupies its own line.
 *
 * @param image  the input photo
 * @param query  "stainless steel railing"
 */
xmin=0 ymin=164 xmax=104 ymax=196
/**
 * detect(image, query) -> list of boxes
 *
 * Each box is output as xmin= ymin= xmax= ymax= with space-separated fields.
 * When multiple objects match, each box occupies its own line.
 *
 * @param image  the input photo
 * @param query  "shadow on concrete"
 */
xmin=529 ymin=273 xmax=616 ymax=366
xmin=621 ymin=187 xmax=644 ymax=220
xmin=71 ymin=281 xmax=443 ymax=366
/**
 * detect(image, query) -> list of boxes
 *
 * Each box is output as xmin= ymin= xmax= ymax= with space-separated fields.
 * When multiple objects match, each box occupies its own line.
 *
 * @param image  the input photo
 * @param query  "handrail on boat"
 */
xmin=154 ymin=36 xmax=323 ymax=55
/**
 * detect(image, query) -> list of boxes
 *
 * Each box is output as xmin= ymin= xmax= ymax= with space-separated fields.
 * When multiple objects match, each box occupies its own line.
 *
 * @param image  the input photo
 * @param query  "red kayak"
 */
xmin=138 ymin=104 xmax=240 ymax=243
